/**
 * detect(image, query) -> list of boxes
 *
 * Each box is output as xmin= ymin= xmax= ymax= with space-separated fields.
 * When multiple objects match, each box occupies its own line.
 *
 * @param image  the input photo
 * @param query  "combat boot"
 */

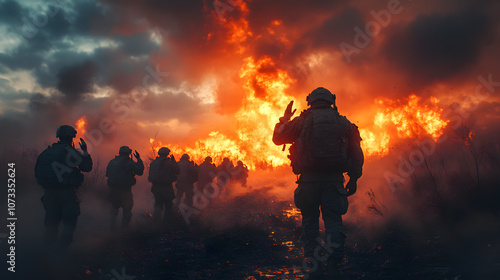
xmin=110 ymin=216 xmax=117 ymax=231
xmin=327 ymin=257 xmax=341 ymax=279
xmin=301 ymin=257 xmax=324 ymax=280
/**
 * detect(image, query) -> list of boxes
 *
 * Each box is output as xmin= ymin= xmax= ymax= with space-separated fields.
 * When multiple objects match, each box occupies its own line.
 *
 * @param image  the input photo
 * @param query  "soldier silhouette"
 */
xmin=197 ymin=156 xmax=218 ymax=190
xmin=233 ymin=160 xmax=249 ymax=187
xmin=35 ymin=125 xmax=93 ymax=249
xmin=175 ymin=154 xmax=199 ymax=207
xmin=273 ymin=87 xmax=364 ymax=279
xmin=148 ymin=147 xmax=179 ymax=225
xmin=106 ymin=146 xmax=144 ymax=229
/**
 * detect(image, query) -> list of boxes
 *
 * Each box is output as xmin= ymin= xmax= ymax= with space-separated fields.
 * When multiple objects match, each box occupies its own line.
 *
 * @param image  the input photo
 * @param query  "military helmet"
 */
xmin=119 ymin=146 xmax=132 ymax=155
xmin=56 ymin=125 xmax=77 ymax=139
xmin=181 ymin=154 xmax=190 ymax=160
xmin=158 ymin=147 xmax=170 ymax=156
xmin=306 ymin=87 xmax=335 ymax=106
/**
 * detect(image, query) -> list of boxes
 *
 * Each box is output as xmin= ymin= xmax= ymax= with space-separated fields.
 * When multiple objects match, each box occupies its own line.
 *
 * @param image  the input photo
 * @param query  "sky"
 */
xmin=0 ymin=0 xmax=499 ymax=167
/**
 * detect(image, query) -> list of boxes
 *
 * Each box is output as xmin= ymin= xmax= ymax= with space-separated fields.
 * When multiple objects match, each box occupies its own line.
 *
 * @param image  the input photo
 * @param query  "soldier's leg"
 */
xmin=121 ymin=191 xmax=134 ymax=227
xmin=185 ymin=187 xmax=194 ymax=207
xmin=60 ymin=195 xmax=81 ymax=248
xmin=321 ymin=181 xmax=349 ymax=277
xmin=153 ymin=191 xmax=164 ymax=221
xmin=164 ymin=185 xmax=175 ymax=225
xmin=164 ymin=197 xmax=173 ymax=225
xmin=109 ymin=192 xmax=119 ymax=230
xmin=176 ymin=188 xmax=185 ymax=206
xmin=294 ymin=183 xmax=321 ymax=258
xmin=41 ymin=192 xmax=62 ymax=243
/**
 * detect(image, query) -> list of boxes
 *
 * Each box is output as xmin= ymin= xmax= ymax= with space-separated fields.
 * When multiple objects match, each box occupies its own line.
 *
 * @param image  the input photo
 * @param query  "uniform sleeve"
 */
xmin=34 ymin=153 xmax=41 ymax=178
xmin=78 ymin=151 xmax=93 ymax=172
xmin=133 ymin=158 xmax=145 ymax=176
xmin=272 ymin=116 xmax=304 ymax=145
xmin=105 ymin=161 xmax=111 ymax=178
xmin=193 ymin=163 xmax=199 ymax=182
xmin=172 ymin=160 xmax=180 ymax=175
xmin=347 ymin=123 xmax=364 ymax=179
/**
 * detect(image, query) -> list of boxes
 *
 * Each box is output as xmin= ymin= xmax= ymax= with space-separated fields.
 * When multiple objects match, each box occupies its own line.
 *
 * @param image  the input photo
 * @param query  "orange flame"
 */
xmin=75 ymin=116 xmax=87 ymax=138
xmin=360 ymin=94 xmax=449 ymax=157
xmin=148 ymin=5 xmax=450 ymax=167
xmin=150 ymin=56 xmax=299 ymax=169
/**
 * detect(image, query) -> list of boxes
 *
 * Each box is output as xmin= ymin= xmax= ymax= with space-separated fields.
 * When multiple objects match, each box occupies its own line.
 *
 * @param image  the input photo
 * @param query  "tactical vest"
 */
xmin=177 ymin=160 xmax=198 ymax=184
xmin=149 ymin=157 xmax=178 ymax=184
xmin=289 ymin=108 xmax=350 ymax=175
xmin=35 ymin=143 xmax=84 ymax=188
xmin=106 ymin=157 xmax=136 ymax=188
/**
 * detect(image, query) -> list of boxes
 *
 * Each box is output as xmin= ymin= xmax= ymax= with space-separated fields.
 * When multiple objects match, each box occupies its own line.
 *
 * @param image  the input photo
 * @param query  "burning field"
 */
xmin=1 ymin=0 xmax=500 ymax=279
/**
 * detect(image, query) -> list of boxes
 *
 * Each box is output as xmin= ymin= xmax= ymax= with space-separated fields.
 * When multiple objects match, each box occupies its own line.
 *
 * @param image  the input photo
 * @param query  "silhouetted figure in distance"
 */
xmin=148 ymin=147 xmax=179 ymax=226
xmin=233 ymin=160 xmax=249 ymax=187
xmin=175 ymin=154 xmax=199 ymax=207
xmin=197 ymin=156 xmax=218 ymax=190
xmin=106 ymin=146 xmax=144 ymax=229
xmin=217 ymin=157 xmax=234 ymax=186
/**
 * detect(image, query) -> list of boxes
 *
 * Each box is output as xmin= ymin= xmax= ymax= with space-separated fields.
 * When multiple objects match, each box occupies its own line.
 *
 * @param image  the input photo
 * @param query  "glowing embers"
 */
xmin=282 ymin=203 xmax=301 ymax=220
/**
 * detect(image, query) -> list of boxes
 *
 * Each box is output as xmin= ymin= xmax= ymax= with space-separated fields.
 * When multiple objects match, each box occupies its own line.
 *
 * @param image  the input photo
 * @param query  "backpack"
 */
xmin=106 ymin=157 xmax=136 ymax=188
xmin=177 ymin=160 xmax=198 ymax=184
xmin=289 ymin=108 xmax=350 ymax=174
xmin=35 ymin=144 xmax=84 ymax=188
xmin=148 ymin=157 xmax=178 ymax=184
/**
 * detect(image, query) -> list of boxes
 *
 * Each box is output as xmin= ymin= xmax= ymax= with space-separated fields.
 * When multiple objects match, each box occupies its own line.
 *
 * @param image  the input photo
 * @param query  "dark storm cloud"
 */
xmin=72 ymin=0 xmax=119 ymax=35
xmin=278 ymin=6 xmax=366 ymax=67
xmin=57 ymin=60 xmax=99 ymax=103
xmin=229 ymin=1 xmax=352 ymax=61
xmin=0 ymin=0 xmax=160 ymax=97
xmin=103 ymin=0 xmax=207 ymax=40
xmin=246 ymin=0 xmax=347 ymax=31
xmin=28 ymin=93 xmax=50 ymax=111
xmin=307 ymin=7 xmax=366 ymax=50
xmin=43 ymin=7 xmax=71 ymax=38
xmin=0 ymin=0 xmax=24 ymax=25
xmin=381 ymin=10 xmax=493 ymax=85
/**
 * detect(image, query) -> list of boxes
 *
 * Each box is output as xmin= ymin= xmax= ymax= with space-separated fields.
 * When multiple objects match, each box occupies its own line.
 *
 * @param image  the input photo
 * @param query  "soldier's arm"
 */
xmin=105 ymin=161 xmax=110 ymax=178
xmin=77 ymin=150 xmax=93 ymax=172
xmin=34 ymin=154 xmax=41 ymax=177
xmin=272 ymin=117 xmax=303 ymax=145
xmin=348 ymin=124 xmax=364 ymax=179
xmin=133 ymin=157 xmax=145 ymax=176
xmin=193 ymin=164 xmax=199 ymax=182
xmin=172 ymin=161 xmax=180 ymax=175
